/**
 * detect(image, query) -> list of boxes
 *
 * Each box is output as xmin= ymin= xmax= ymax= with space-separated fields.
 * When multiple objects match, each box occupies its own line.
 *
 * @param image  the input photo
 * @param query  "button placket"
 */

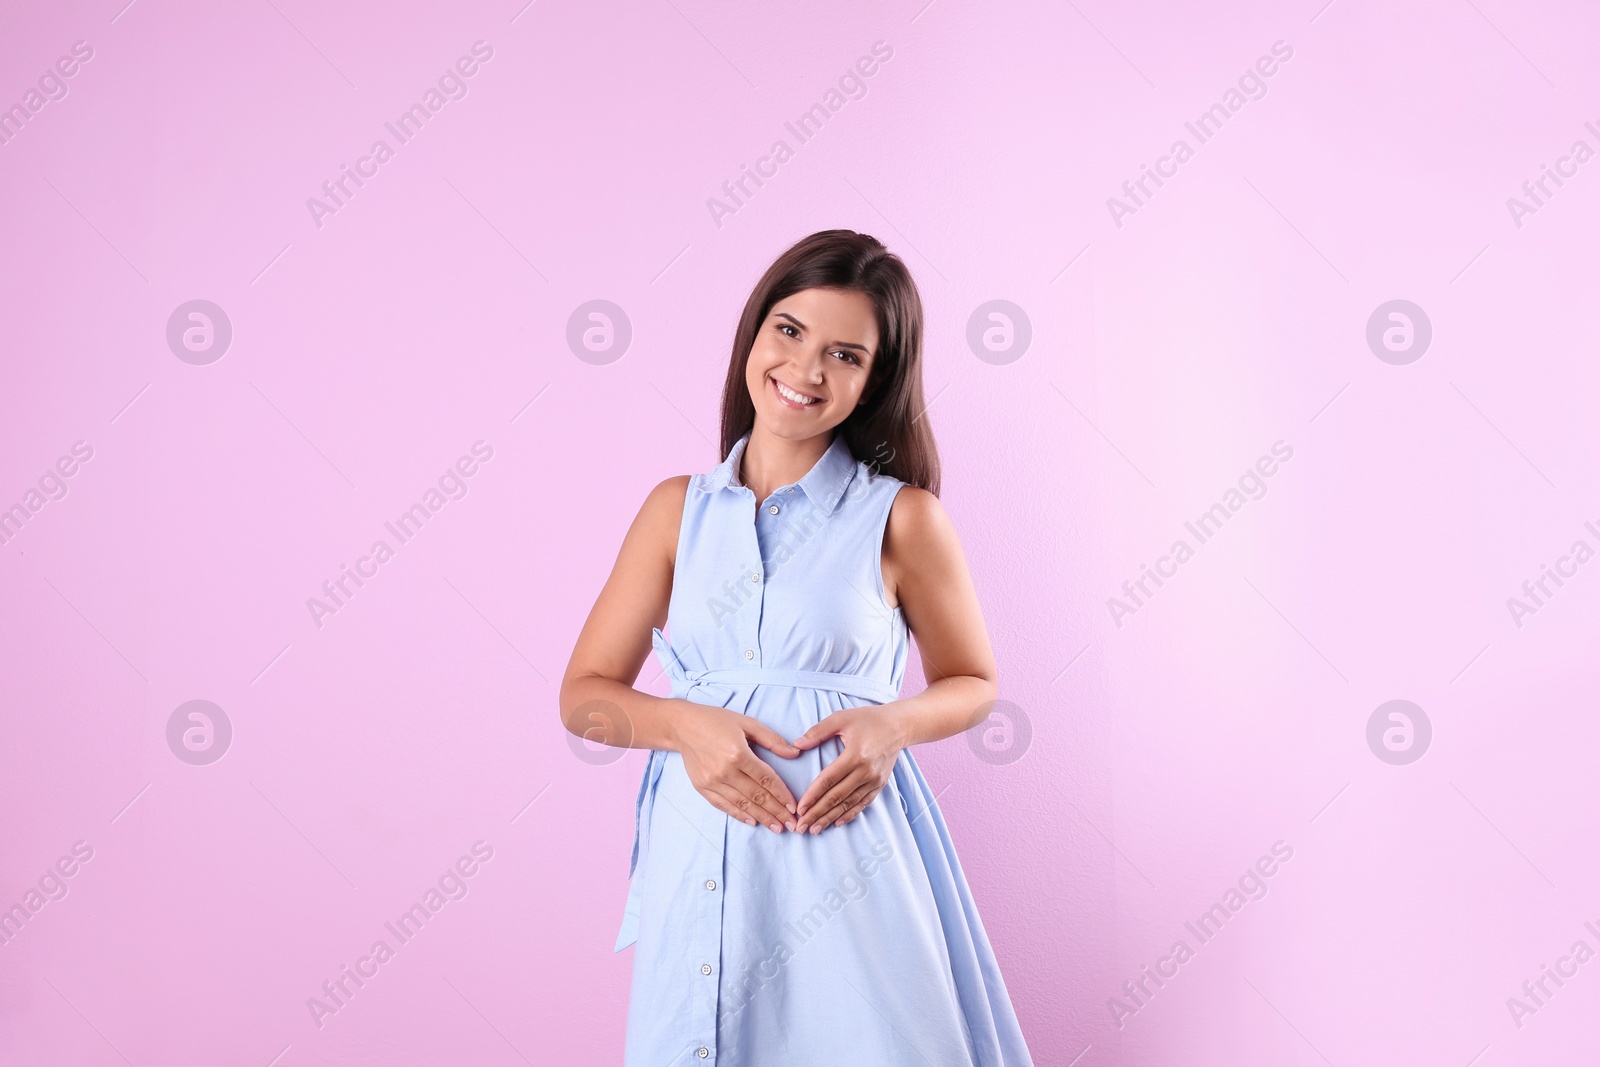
xmin=688 ymin=764 xmax=730 ymax=1064
xmin=741 ymin=506 xmax=763 ymax=669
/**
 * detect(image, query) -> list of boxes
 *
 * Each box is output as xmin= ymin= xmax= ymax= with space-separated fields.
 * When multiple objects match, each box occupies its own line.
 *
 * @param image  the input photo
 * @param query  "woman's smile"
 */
xmin=771 ymin=374 xmax=825 ymax=410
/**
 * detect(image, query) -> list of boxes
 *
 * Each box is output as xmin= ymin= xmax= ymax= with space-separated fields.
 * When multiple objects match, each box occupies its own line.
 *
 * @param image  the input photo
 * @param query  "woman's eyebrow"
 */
xmin=773 ymin=311 xmax=871 ymax=353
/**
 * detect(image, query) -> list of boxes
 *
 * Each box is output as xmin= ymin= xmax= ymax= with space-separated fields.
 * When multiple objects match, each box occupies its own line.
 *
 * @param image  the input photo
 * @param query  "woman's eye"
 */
xmin=834 ymin=350 xmax=858 ymax=364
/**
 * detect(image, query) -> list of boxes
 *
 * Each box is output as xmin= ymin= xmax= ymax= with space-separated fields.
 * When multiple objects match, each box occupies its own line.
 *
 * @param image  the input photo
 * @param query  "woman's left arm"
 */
xmin=791 ymin=486 xmax=999 ymax=833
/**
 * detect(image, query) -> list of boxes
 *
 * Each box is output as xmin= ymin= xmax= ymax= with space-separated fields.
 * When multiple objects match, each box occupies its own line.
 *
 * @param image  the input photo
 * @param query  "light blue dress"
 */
xmin=616 ymin=430 xmax=1034 ymax=1066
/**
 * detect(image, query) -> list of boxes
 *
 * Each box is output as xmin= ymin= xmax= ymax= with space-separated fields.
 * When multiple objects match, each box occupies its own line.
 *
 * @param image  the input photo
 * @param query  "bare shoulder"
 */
xmin=885 ymin=484 xmax=948 ymax=538
xmin=881 ymin=485 xmax=960 ymax=606
xmin=636 ymin=474 xmax=692 ymax=566
xmin=644 ymin=473 xmax=693 ymax=511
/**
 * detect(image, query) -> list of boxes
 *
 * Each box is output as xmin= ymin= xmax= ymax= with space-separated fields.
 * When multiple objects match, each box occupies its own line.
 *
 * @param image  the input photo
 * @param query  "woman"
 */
xmin=560 ymin=230 xmax=1034 ymax=1065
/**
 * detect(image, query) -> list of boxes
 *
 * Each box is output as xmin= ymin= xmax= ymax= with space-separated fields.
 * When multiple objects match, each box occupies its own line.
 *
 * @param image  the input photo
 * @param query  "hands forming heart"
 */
xmin=673 ymin=702 xmax=908 ymax=835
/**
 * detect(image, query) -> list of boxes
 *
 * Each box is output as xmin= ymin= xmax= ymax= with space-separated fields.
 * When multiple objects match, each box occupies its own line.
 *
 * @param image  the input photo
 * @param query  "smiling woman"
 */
xmin=561 ymin=230 xmax=1034 ymax=1065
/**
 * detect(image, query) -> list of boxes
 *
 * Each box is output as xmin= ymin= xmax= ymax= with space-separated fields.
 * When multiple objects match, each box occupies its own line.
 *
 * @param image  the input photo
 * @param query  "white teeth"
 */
xmin=775 ymin=379 xmax=819 ymax=405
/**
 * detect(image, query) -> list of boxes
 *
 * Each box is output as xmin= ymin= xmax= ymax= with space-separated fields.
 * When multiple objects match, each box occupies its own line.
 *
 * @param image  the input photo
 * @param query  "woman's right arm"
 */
xmin=558 ymin=475 xmax=800 ymax=833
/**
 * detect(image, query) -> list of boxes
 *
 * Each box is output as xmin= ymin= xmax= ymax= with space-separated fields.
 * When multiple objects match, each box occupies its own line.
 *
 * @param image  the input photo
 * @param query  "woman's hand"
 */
xmin=791 ymin=705 xmax=910 ymax=833
xmin=674 ymin=702 xmax=800 ymax=833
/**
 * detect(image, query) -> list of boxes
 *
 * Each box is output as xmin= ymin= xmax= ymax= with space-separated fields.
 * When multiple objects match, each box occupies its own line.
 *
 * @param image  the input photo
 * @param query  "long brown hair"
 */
xmin=718 ymin=229 xmax=940 ymax=496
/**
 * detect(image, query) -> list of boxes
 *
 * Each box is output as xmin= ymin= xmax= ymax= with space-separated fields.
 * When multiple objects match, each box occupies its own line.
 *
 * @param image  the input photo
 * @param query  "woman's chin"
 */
xmin=755 ymin=401 xmax=839 ymax=434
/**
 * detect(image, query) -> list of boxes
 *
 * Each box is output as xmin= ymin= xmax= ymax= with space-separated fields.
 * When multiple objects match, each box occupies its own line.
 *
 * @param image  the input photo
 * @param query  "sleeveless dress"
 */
xmin=615 ymin=430 xmax=1034 ymax=1066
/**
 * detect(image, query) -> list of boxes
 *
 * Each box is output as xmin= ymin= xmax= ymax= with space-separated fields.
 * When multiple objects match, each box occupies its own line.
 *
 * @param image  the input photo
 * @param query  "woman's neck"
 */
xmin=738 ymin=425 xmax=833 ymax=502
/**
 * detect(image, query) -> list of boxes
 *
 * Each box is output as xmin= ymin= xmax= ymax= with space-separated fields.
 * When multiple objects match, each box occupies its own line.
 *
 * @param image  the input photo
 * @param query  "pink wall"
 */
xmin=2 ymin=1 xmax=1597 ymax=1063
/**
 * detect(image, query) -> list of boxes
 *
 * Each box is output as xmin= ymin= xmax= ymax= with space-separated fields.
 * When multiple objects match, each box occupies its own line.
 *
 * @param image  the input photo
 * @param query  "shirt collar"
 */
xmin=703 ymin=430 xmax=859 ymax=516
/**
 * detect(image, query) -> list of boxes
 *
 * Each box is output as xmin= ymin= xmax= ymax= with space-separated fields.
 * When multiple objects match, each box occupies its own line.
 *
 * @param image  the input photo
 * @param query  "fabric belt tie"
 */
xmin=652 ymin=626 xmax=902 ymax=706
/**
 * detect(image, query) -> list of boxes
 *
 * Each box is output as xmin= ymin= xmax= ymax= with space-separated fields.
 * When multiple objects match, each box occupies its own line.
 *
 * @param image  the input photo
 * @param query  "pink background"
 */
xmin=2 ymin=0 xmax=1597 ymax=1063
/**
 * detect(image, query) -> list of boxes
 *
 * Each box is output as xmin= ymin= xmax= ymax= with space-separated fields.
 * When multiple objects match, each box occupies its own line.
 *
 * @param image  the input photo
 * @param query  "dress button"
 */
xmin=696 ymin=1048 xmax=709 ymax=1059
xmin=704 ymin=878 xmax=717 ymax=890
xmin=768 ymin=504 xmax=779 ymax=514
xmin=751 ymin=572 xmax=761 ymax=583
xmin=744 ymin=649 xmax=754 ymax=660
xmin=700 ymin=963 xmax=713 ymax=975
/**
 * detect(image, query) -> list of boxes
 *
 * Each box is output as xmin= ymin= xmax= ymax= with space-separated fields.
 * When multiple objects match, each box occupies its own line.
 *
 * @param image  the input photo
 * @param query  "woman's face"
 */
xmin=745 ymin=287 xmax=880 ymax=442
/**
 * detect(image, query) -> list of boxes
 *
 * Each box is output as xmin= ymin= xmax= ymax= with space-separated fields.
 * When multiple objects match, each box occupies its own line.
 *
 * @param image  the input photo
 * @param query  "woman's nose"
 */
xmin=793 ymin=349 xmax=827 ymax=382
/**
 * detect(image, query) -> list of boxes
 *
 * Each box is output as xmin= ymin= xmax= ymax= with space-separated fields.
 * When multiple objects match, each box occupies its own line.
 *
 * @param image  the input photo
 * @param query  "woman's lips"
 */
xmin=771 ymin=375 xmax=823 ymax=410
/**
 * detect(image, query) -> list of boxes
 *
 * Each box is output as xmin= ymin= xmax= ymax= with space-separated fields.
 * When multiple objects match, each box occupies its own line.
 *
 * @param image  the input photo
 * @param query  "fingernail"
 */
xmin=785 ymin=803 xmax=796 ymax=814
xmin=784 ymin=820 xmax=796 ymax=831
xmin=769 ymin=823 xmax=782 ymax=833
